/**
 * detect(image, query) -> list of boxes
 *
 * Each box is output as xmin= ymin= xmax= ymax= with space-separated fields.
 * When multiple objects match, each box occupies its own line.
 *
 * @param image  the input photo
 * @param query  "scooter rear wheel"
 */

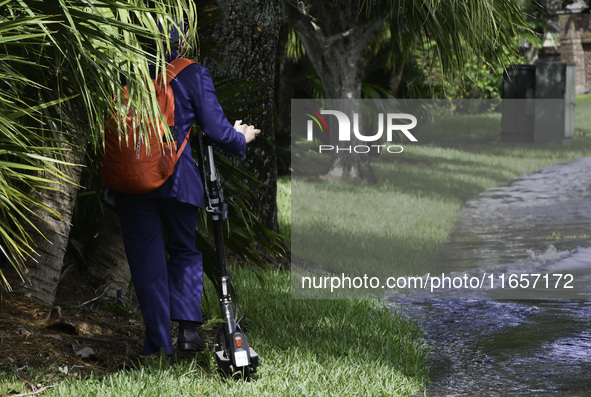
xmin=214 ymin=325 xmax=251 ymax=381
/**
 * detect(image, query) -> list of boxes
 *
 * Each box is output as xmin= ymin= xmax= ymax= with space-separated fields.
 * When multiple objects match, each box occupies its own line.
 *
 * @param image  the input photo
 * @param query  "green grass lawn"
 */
xmin=35 ymin=268 xmax=429 ymax=396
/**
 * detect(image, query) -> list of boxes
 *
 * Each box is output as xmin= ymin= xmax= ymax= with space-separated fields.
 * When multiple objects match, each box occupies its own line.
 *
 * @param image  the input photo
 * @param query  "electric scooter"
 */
xmin=196 ymin=131 xmax=260 ymax=380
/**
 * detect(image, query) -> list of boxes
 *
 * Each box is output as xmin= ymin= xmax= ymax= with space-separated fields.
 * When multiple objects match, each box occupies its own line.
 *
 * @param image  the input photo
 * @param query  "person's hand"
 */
xmin=234 ymin=120 xmax=261 ymax=144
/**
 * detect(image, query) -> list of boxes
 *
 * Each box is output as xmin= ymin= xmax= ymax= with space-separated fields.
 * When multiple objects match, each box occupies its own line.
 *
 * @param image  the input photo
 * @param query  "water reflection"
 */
xmin=437 ymin=157 xmax=591 ymax=293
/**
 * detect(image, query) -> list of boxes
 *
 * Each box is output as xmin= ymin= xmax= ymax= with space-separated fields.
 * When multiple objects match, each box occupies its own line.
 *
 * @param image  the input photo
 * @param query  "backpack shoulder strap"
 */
xmin=162 ymin=58 xmax=197 ymax=158
xmin=172 ymin=128 xmax=191 ymax=162
xmin=165 ymin=57 xmax=198 ymax=84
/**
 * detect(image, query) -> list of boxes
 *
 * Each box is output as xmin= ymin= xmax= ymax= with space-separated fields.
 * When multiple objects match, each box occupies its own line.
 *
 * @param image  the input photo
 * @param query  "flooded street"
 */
xmin=392 ymin=157 xmax=591 ymax=396
xmin=404 ymin=298 xmax=591 ymax=396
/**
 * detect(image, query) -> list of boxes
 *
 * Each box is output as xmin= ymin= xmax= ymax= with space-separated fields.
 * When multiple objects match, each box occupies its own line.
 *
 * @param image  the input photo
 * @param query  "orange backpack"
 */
xmin=100 ymin=57 xmax=196 ymax=194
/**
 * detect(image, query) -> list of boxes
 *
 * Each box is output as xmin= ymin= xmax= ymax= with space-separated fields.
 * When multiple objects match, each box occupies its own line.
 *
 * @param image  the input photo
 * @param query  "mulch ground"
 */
xmin=0 ymin=278 xmax=146 ymax=383
xmin=0 ymin=272 xmax=218 ymax=394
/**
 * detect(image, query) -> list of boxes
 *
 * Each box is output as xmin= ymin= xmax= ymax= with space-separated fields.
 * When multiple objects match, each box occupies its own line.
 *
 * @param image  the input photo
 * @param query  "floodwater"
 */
xmin=392 ymin=157 xmax=591 ymax=396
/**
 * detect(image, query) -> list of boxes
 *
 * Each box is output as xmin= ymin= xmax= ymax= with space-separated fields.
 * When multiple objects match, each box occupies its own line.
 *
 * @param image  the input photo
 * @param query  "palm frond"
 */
xmin=385 ymin=0 xmax=533 ymax=79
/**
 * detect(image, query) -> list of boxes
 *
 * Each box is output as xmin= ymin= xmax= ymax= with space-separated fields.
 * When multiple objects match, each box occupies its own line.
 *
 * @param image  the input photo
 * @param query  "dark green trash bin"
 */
xmin=501 ymin=63 xmax=575 ymax=146
xmin=501 ymin=65 xmax=536 ymax=142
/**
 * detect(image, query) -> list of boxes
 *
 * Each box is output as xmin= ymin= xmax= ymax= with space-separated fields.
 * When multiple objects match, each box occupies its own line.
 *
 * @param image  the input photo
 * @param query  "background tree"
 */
xmin=199 ymin=0 xmax=284 ymax=232
xmin=285 ymin=0 xmax=533 ymax=182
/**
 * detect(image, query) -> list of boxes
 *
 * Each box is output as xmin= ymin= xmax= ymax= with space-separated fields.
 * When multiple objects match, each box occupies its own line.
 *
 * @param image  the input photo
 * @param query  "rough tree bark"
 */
xmin=286 ymin=1 xmax=385 ymax=183
xmin=275 ymin=23 xmax=296 ymax=175
xmin=83 ymin=210 xmax=131 ymax=299
xmin=4 ymin=132 xmax=85 ymax=305
xmin=200 ymin=0 xmax=283 ymax=232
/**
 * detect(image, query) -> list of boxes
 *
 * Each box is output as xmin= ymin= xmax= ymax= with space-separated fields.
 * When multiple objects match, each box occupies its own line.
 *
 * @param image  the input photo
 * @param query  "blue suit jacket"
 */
xmin=140 ymin=57 xmax=246 ymax=208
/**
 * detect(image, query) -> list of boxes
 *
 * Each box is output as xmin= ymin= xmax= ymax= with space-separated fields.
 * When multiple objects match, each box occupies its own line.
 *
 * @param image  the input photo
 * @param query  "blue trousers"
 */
xmin=114 ymin=195 xmax=203 ymax=355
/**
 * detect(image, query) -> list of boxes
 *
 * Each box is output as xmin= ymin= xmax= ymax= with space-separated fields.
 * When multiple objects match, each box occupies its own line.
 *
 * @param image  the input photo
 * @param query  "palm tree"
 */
xmin=285 ymin=0 xmax=532 ymax=182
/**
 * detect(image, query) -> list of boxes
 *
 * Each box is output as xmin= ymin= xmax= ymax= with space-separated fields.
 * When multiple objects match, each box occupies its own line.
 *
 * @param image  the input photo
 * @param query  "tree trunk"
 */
xmin=200 ymin=0 xmax=283 ymax=232
xmin=286 ymin=1 xmax=384 ymax=183
xmin=275 ymin=23 xmax=295 ymax=176
xmin=84 ymin=209 xmax=131 ymax=299
xmin=4 ymin=137 xmax=84 ymax=305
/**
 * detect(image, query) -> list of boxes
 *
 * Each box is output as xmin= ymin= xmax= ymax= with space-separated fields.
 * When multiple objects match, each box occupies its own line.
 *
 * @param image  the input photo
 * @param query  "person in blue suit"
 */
xmin=112 ymin=29 xmax=260 ymax=358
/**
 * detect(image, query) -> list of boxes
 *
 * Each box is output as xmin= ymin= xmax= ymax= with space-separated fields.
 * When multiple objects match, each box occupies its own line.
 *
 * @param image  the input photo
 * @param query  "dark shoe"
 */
xmin=178 ymin=321 xmax=206 ymax=352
